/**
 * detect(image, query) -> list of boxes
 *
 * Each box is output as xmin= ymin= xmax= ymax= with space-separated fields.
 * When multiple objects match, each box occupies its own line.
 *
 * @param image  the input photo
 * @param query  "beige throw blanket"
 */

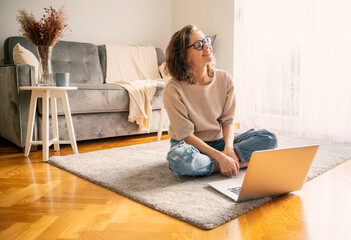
xmin=105 ymin=44 xmax=163 ymax=130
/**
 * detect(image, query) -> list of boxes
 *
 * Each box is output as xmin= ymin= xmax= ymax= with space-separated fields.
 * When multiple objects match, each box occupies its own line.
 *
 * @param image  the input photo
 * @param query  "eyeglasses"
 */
xmin=187 ymin=35 xmax=217 ymax=51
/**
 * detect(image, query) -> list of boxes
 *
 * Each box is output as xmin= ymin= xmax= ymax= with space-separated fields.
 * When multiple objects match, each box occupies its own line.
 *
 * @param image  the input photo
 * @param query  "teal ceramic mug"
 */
xmin=55 ymin=73 xmax=70 ymax=86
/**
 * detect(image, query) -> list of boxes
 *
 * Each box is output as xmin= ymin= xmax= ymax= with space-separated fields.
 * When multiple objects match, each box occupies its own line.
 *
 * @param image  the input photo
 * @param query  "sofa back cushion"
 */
xmin=4 ymin=36 xmax=104 ymax=85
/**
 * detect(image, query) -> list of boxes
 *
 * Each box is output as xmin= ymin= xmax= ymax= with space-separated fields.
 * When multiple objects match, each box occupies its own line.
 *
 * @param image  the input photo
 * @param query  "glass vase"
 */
xmin=36 ymin=45 xmax=54 ymax=86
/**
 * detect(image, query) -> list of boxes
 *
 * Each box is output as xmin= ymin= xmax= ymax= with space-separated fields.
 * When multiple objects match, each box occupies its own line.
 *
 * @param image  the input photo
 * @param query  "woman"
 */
xmin=163 ymin=25 xmax=277 ymax=177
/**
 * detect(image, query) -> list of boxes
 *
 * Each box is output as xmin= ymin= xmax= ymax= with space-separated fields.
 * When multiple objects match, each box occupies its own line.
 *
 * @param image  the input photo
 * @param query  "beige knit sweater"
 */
xmin=163 ymin=69 xmax=236 ymax=141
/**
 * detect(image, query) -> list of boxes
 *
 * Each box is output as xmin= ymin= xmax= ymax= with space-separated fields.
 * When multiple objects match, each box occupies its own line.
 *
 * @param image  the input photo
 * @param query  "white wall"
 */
xmin=171 ymin=0 xmax=235 ymax=75
xmin=0 ymin=0 xmax=234 ymax=75
xmin=0 ymin=0 xmax=172 ymax=59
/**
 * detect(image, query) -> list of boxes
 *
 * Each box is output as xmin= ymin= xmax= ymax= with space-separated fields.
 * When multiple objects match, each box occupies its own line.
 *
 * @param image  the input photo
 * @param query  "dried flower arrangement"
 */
xmin=16 ymin=6 xmax=69 ymax=46
xmin=16 ymin=6 xmax=70 ymax=85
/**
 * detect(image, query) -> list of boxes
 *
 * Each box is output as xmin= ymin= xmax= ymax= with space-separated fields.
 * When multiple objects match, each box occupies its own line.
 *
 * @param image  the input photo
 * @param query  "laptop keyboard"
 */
xmin=228 ymin=187 xmax=241 ymax=196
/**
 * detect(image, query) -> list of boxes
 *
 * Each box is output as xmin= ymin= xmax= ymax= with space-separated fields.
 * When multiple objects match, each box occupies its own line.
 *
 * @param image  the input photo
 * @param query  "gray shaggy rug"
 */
xmin=48 ymin=135 xmax=351 ymax=229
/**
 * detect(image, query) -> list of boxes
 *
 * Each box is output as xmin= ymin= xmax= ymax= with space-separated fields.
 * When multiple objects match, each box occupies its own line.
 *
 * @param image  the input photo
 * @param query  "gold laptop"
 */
xmin=208 ymin=145 xmax=319 ymax=202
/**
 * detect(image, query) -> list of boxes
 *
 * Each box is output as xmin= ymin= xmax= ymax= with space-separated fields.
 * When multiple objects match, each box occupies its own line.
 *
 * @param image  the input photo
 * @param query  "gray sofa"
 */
xmin=0 ymin=36 xmax=168 ymax=149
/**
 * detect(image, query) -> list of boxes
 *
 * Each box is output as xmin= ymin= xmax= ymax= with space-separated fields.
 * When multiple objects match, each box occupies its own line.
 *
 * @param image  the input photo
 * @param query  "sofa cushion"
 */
xmin=12 ymin=43 xmax=39 ymax=79
xmin=37 ymin=83 xmax=165 ymax=116
xmin=4 ymin=36 xmax=104 ymax=85
xmin=52 ymin=41 xmax=104 ymax=85
xmin=37 ymin=110 xmax=169 ymax=141
xmin=4 ymin=36 xmax=37 ymax=65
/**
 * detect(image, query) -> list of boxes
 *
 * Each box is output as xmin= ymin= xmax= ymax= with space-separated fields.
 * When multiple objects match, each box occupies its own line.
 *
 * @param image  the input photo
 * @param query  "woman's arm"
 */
xmin=222 ymin=124 xmax=239 ymax=161
xmin=185 ymin=135 xmax=239 ymax=176
xmin=222 ymin=124 xmax=249 ymax=168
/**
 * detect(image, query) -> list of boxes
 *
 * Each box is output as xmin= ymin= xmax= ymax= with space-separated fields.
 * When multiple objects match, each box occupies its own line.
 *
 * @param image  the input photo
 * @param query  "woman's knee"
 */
xmin=167 ymin=142 xmax=213 ymax=176
xmin=258 ymin=129 xmax=278 ymax=149
xmin=167 ymin=143 xmax=196 ymax=174
xmin=167 ymin=143 xmax=194 ymax=164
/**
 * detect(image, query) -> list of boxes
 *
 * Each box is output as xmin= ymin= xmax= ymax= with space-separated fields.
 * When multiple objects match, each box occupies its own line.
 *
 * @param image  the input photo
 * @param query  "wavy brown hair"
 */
xmin=165 ymin=25 xmax=216 ymax=84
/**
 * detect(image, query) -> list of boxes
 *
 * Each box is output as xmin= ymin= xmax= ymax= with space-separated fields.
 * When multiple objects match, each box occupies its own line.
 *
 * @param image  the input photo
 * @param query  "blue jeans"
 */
xmin=166 ymin=128 xmax=278 ymax=176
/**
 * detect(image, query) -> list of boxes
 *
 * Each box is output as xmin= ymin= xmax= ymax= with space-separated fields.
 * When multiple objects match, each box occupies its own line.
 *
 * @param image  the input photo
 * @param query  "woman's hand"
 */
xmin=219 ymin=124 xmax=240 ymax=176
xmin=215 ymin=151 xmax=240 ymax=176
xmin=222 ymin=146 xmax=240 ymax=165
xmin=223 ymin=146 xmax=249 ymax=169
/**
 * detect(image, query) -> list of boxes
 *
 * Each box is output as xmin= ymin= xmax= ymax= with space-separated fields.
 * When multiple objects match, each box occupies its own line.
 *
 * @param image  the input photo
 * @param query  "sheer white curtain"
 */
xmin=234 ymin=0 xmax=351 ymax=143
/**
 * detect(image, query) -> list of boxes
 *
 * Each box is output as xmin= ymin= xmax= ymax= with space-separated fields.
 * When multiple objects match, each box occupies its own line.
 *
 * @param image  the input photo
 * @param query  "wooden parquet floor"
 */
xmin=0 ymin=133 xmax=350 ymax=240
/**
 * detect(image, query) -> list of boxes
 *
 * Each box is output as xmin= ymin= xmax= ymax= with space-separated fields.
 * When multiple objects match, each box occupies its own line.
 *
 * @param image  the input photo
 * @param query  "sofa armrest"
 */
xmin=0 ymin=64 xmax=37 ymax=147
xmin=16 ymin=64 xmax=37 ymax=86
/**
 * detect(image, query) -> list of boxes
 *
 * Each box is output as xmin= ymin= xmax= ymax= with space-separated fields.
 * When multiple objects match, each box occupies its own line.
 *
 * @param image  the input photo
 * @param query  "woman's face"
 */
xmin=187 ymin=30 xmax=214 ymax=69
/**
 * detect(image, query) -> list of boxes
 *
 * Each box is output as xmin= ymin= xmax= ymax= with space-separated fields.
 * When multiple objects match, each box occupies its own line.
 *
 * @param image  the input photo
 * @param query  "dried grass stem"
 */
xmin=16 ymin=6 xmax=69 ymax=46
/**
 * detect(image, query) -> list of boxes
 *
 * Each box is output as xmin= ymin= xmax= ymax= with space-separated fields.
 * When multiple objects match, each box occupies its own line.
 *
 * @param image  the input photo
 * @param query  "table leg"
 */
xmin=61 ymin=91 xmax=78 ymax=154
xmin=50 ymin=96 xmax=60 ymax=151
xmin=42 ymin=90 xmax=50 ymax=161
xmin=24 ymin=91 xmax=38 ymax=157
